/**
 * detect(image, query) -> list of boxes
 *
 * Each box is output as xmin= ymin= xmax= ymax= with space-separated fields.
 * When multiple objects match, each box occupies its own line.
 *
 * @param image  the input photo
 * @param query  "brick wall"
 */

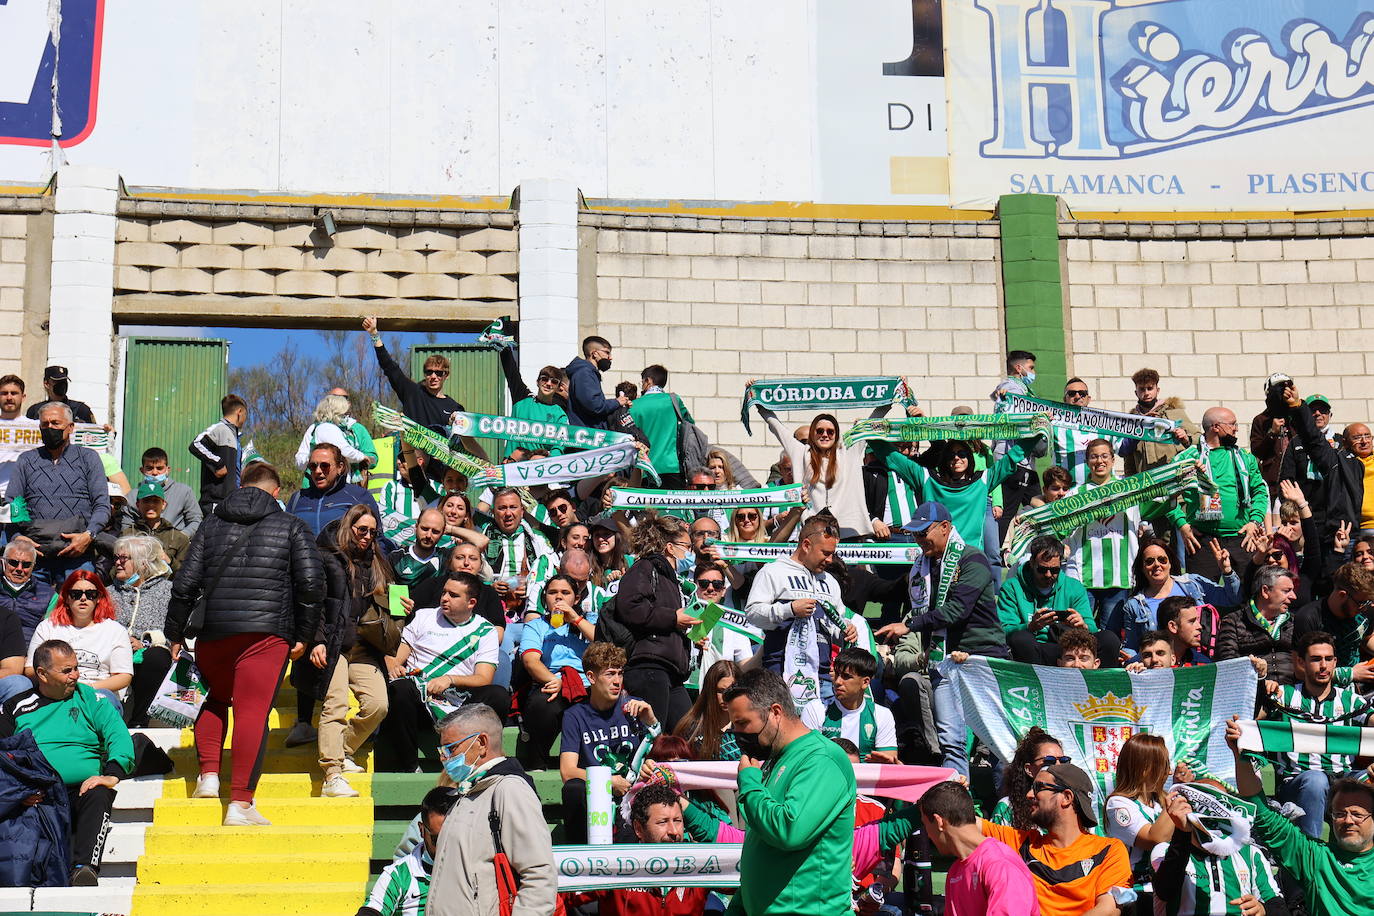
xmin=1064 ymin=220 xmax=1374 ymax=433
xmin=0 ymin=212 xmax=26 ymax=372
xmin=112 ymin=201 xmax=520 ymax=328
xmin=586 ymin=213 xmax=1006 ymax=473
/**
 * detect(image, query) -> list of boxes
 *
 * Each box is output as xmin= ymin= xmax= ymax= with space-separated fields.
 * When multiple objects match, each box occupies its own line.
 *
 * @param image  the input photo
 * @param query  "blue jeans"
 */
xmin=0 ymin=674 xmax=32 ymax=703
xmin=496 ymin=621 xmax=524 ymax=690
xmin=95 ymin=688 xmax=124 ymax=713
xmin=931 ymin=665 xmax=969 ymax=777
xmin=1278 ymin=769 xmax=1333 ymax=839
xmin=1091 ymin=588 xmax=1129 ymax=634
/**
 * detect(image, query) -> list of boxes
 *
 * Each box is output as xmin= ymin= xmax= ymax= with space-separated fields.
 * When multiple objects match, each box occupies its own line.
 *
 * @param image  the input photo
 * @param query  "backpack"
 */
xmin=671 ymin=394 xmax=710 ymax=474
xmin=1196 ymin=603 xmax=1221 ymax=659
xmin=594 ymin=590 xmax=638 ymax=656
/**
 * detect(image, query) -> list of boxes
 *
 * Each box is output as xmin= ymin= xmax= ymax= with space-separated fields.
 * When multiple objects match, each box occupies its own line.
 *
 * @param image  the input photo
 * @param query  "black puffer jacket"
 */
xmin=314 ymin=521 xmax=387 ymax=674
xmin=166 ymin=486 xmax=324 ymax=645
xmin=617 ymin=552 xmax=689 ymax=677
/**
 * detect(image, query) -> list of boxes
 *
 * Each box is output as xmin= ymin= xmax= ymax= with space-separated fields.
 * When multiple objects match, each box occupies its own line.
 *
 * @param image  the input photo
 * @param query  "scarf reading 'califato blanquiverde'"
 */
xmin=843 ymin=412 xmax=1050 ymax=447
xmin=1003 ymin=393 xmax=1181 ymax=443
xmin=706 ymin=540 xmax=921 ymax=565
xmin=450 ymin=409 xmax=632 ymax=451
xmin=740 ymin=376 xmax=915 ymax=433
xmin=609 ymin=484 xmax=805 ymax=510
xmin=1002 ymin=454 xmax=1214 ymax=564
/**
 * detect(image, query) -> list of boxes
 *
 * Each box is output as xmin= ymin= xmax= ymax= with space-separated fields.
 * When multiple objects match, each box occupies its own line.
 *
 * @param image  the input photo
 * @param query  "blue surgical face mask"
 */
xmin=676 ymin=554 xmax=694 ymax=577
xmin=144 ymin=473 xmax=168 ymax=483
xmin=1024 ymin=371 xmax=1037 ymax=385
xmin=441 ymin=733 xmax=481 ymax=787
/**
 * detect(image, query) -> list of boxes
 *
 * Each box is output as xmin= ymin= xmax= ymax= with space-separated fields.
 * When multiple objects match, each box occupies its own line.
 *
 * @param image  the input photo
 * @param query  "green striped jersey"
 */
xmin=378 ymin=481 xmax=425 ymax=548
xmin=364 ymin=845 xmax=429 ymax=916
xmin=881 ymin=469 xmax=921 ymax=527
xmin=1271 ymin=683 xmax=1368 ymax=775
xmin=990 ymin=796 xmax=1014 ymax=826
xmin=1151 ymin=840 xmax=1278 ymax=916
xmin=482 ymin=523 xmax=556 ymax=578
xmin=1063 ymin=478 xmax=1140 ymax=590
xmin=1052 ymin=426 xmax=1101 ymax=486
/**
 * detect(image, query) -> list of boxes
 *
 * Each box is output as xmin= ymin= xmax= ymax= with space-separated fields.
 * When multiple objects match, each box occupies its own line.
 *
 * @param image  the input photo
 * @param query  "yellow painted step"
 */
xmin=166 ymin=744 xmax=376 ymax=774
xmin=131 ymin=881 xmax=364 ymax=916
xmin=141 ymin=824 xmax=371 ymax=857
xmin=152 ymin=796 xmax=373 ymax=827
xmin=158 ymin=771 xmax=375 ymax=798
xmin=137 ymin=852 xmax=368 ymax=885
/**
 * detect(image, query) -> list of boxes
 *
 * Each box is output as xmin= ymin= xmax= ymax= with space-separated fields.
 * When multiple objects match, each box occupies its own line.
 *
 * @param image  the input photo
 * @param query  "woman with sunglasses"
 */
xmin=1121 ymin=538 xmax=1240 ymax=653
xmin=752 ymin=382 xmax=899 ymax=539
xmin=1105 ymin=733 xmax=1174 ymax=875
xmin=311 ymin=504 xmax=396 ymax=798
xmin=108 ymin=534 xmax=176 ymax=726
xmin=990 ymin=727 xmax=1070 ymax=829
xmin=496 ymin=343 xmax=570 ymax=458
xmin=26 ymin=570 xmax=132 ymax=709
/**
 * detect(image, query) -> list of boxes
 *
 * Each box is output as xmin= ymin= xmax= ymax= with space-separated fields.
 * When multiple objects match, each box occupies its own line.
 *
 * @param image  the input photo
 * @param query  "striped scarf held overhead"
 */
xmin=1236 ymin=719 xmax=1374 ymax=759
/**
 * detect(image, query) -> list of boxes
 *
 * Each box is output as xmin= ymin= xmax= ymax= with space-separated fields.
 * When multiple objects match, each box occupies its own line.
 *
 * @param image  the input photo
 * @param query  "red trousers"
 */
xmin=194 ymin=633 xmax=290 ymax=803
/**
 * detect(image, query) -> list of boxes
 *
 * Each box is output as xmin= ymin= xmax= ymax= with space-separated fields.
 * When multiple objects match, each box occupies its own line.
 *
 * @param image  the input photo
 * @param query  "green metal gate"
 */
xmin=409 ymin=344 xmax=505 ymax=460
xmin=122 ymin=337 xmax=229 ymax=492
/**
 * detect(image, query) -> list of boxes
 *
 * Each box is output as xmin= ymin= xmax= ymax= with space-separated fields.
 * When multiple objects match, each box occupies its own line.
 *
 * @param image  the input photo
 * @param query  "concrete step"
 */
xmin=152 ymin=795 xmax=373 ymax=827
xmin=129 ymin=881 xmax=363 ymax=915
xmin=32 ymin=879 xmax=136 ymax=914
xmin=136 ymin=852 xmax=369 ymax=886
xmin=140 ymin=824 xmax=372 ymax=857
xmin=119 ymin=772 xmax=381 ymax=809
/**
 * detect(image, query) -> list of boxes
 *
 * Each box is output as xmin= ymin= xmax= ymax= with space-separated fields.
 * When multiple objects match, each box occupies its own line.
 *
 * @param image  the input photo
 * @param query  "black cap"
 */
xmin=1045 ymin=763 xmax=1098 ymax=827
xmin=43 ymin=365 xmax=69 ymax=382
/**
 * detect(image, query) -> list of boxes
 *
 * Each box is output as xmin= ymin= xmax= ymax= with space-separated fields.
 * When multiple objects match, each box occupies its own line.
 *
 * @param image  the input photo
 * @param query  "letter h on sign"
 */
xmin=977 ymin=0 xmax=1118 ymax=158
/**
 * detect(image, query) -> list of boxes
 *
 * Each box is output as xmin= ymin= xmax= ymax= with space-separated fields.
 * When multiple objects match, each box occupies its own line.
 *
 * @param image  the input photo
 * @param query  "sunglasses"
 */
xmin=68 ymin=588 xmax=100 ymax=601
xmin=813 ymin=428 xmax=837 ymax=437
xmin=423 ymin=368 xmax=449 ymax=377
xmin=1143 ymin=555 xmax=1171 ymax=566
xmin=353 ymin=526 xmax=377 ymax=537
xmin=537 ymin=375 xmax=558 ymax=383
xmin=3 ymin=558 xmax=34 ymax=570
xmin=1035 ymin=565 xmax=1062 ymax=577
xmin=306 ymin=462 xmax=336 ymax=471
xmin=735 ymin=512 xmax=760 ymax=521
xmin=1035 ymin=755 xmax=1072 ymax=768
xmin=1032 ymin=781 xmax=1072 ymax=795
xmin=1065 ymin=389 xmax=1089 ymax=398
xmin=695 ymin=578 xmax=726 ymax=589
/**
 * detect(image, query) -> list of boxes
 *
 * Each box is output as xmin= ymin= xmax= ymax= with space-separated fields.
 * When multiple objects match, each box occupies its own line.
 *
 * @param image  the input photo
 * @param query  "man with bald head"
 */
xmin=1168 ymin=404 xmax=1268 ymax=585
xmin=524 ymin=548 xmax=608 ymax=622
xmin=388 ymin=507 xmax=449 ymax=589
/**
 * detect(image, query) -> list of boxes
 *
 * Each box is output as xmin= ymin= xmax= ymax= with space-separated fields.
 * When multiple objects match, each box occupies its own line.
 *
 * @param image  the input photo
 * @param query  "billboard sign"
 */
xmin=944 ymin=0 xmax=1374 ymax=210
xmin=0 ymin=0 xmax=104 ymax=148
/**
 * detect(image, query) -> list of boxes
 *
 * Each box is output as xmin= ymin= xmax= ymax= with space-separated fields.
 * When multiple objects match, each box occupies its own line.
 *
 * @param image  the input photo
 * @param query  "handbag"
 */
xmin=356 ymin=597 xmax=404 ymax=655
xmin=670 ymin=393 xmax=710 ymax=475
xmin=23 ymin=517 xmax=85 ymax=557
xmin=183 ymin=519 xmax=266 ymax=639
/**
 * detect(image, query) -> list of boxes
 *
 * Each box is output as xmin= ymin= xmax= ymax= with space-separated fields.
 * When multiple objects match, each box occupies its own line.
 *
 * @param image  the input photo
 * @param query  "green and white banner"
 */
xmin=554 ymin=843 xmax=742 ymax=891
xmin=741 ymin=376 xmax=914 ymax=433
xmin=0 ymin=420 xmax=113 ymax=453
xmin=707 ymin=540 xmax=920 ymax=566
xmin=946 ymin=657 xmax=1256 ymax=806
xmin=610 ymin=484 xmax=805 ymax=510
xmin=1236 ymin=719 xmax=1374 ymax=758
xmin=844 ymin=413 xmax=1049 ymax=447
xmin=1002 ymin=455 xmax=1212 ymax=564
xmin=474 ymin=441 xmax=660 ymax=488
xmin=450 ymin=409 xmax=632 ymax=451
xmin=1004 ymin=393 xmax=1180 ymax=443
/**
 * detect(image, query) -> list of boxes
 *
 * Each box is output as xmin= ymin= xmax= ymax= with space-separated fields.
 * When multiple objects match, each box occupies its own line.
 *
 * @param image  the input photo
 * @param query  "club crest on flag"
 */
xmin=1071 ymin=693 xmax=1147 ymax=775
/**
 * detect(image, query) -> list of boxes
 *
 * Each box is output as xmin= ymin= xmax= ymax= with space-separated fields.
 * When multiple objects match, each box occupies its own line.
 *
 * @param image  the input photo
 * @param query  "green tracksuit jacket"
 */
xmin=0 ymin=683 xmax=135 ymax=785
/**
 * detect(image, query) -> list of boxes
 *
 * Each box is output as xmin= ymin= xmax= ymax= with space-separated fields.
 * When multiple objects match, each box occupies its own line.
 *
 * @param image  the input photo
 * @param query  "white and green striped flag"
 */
xmin=946 ymin=657 xmax=1257 ymax=808
xmin=1236 ymin=719 xmax=1374 ymax=759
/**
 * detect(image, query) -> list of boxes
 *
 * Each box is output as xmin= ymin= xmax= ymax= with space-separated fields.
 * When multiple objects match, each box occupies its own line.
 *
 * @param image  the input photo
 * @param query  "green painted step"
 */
xmin=368 ymin=768 xmax=565 ymax=808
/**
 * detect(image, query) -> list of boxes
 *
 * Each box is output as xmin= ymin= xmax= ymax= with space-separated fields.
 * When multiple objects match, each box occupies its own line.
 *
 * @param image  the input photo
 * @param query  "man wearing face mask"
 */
xmin=564 ymin=334 xmax=630 ymax=430
xmin=989 ymin=350 xmax=1049 ymax=534
xmin=357 ymin=786 xmax=453 ymax=916
xmin=427 ymin=703 xmax=556 ymax=916
xmin=1168 ymin=406 xmax=1268 ymax=582
xmin=25 ymin=366 xmax=96 ymax=424
xmin=9 ymin=403 xmax=110 ymax=598
xmin=722 ymin=668 xmax=856 ymax=916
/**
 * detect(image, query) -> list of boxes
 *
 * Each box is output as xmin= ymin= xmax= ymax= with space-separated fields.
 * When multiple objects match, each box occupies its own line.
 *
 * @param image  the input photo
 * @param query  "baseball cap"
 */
xmin=902 ymin=501 xmax=952 ymax=534
xmin=951 ymin=405 xmax=974 ymax=416
xmin=43 ymin=366 xmax=69 ymax=382
xmin=1305 ymin=394 xmax=1331 ymax=410
xmin=136 ymin=480 xmax=166 ymax=502
xmin=584 ymin=511 xmax=617 ymax=532
xmin=1045 ymin=763 xmax=1098 ymax=827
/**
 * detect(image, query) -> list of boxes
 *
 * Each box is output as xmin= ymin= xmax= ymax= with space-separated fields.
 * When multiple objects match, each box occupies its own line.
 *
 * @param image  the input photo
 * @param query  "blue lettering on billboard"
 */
xmin=0 ymin=0 xmax=103 ymax=148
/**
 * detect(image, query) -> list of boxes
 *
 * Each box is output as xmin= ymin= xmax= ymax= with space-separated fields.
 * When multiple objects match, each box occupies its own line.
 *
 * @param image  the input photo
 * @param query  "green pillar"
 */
xmin=997 ymin=194 xmax=1067 ymax=400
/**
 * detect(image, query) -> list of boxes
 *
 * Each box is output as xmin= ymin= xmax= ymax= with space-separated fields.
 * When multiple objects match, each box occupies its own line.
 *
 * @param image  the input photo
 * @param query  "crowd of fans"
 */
xmin=0 ymin=323 xmax=1372 ymax=916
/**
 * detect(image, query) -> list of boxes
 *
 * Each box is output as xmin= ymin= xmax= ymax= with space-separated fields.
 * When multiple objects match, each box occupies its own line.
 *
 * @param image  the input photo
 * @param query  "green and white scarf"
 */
xmin=741 ymin=376 xmax=914 ymax=433
xmin=1003 ymin=455 xmax=1213 ymax=565
xmin=820 ymin=698 xmax=880 ymax=758
xmin=473 ymin=441 xmax=660 ymax=488
xmin=1196 ymin=442 xmax=1254 ymax=523
xmin=409 ymin=618 xmax=494 ymax=723
xmin=921 ymin=530 xmax=967 ymax=662
xmin=450 ymin=409 xmax=631 ymax=452
xmin=1002 ymin=393 xmax=1181 ymax=443
xmin=1236 ymin=717 xmax=1374 ymax=763
xmin=610 ymin=483 xmax=805 ymax=510
xmin=1172 ymin=783 xmax=1258 ymax=859
xmin=707 ymin=540 xmax=920 ymax=565
xmin=1248 ymin=602 xmax=1288 ymax=642
xmin=844 ymin=412 xmax=1049 ymax=447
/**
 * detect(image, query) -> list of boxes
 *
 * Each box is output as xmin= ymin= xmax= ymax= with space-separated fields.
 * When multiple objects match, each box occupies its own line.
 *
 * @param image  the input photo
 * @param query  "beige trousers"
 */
xmin=317 ymin=655 xmax=388 ymax=778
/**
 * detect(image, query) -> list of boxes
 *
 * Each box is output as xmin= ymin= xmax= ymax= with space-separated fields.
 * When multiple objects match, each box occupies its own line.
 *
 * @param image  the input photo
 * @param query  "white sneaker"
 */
xmin=283 ymin=721 xmax=317 ymax=748
xmin=223 ymin=802 xmax=271 ymax=826
xmin=341 ymin=756 xmax=366 ymax=774
xmin=192 ymin=773 xmax=220 ymax=798
xmin=321 ymin=774 xmax=359 ymax=798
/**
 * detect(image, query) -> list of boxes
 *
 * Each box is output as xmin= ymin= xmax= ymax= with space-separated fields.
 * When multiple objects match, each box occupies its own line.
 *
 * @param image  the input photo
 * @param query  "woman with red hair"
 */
xmin=26 ymin=570 xmax=132 ymax=708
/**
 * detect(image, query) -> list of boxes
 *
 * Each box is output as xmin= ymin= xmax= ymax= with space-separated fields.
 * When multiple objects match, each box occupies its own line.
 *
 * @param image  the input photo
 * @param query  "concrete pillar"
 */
xmin=515 ymin=178 xmax=580 ymax=382
xmin=47 ymin=165 xmax=118 ymax=421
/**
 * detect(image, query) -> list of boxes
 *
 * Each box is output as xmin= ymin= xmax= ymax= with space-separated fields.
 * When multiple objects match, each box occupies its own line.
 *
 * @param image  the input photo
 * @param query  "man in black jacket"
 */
xmin=1279 ymin=384 xmax=1363 ymax=551
xmin=166 ymin=461 xmax=324 ymax=827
